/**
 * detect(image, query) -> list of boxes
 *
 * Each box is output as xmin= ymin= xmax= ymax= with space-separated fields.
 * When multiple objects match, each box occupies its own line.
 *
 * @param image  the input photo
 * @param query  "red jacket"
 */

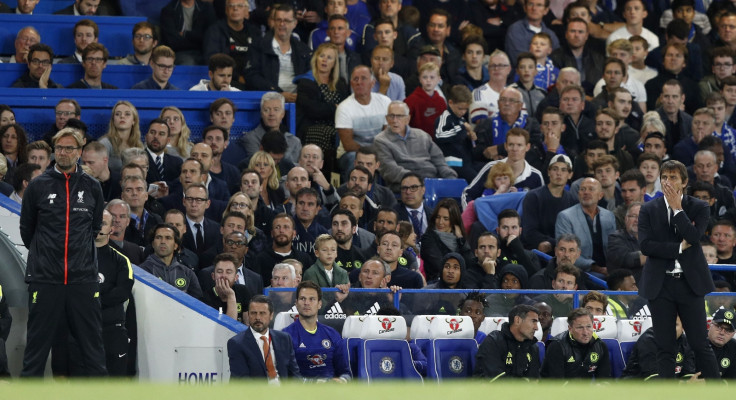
xmin=405 ymin=86 xmax=447 ymax=138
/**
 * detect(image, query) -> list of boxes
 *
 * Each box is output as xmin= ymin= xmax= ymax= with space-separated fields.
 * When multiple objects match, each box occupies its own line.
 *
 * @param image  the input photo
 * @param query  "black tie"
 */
xmin=195 ymin=222 xmax=204 ymax=251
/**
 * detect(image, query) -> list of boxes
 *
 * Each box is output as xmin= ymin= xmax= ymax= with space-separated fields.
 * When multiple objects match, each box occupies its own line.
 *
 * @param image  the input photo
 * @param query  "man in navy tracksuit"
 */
xmin=20 ymin=128 xmax=107 ymax=377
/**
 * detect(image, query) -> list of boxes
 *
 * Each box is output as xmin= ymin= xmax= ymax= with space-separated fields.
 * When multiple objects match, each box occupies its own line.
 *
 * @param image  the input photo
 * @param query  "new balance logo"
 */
xmin=324 ymin=302 xmax=346 ymax=319
xmin=364 ymin=302 xmax=381 ymax=315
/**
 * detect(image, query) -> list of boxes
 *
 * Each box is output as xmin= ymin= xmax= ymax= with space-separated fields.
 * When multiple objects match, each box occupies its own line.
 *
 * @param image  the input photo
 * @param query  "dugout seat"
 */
xmin=591 ymin=315 xmax=618 ymax=339
xmin=410 ymin=315 xmax=436 ymax=339
xmin=273 ymin=311 xmax=298 ymax=331
xmin=616 ymin=318 xmax=652 ymax=342
xmin=537 ymin=341 xmax=545 ymax=364
xmin=426 ymin=338 xmax=478 ymax=381
xmin=480 ymin=317 xmax=507 ymax=334
xmin=603 ymin=339 xmax=626 ymax=378
xmin=620 ymin=341 xmax=636 ymax=364
xmin=357 ymin=316 xmax=421 ymax=381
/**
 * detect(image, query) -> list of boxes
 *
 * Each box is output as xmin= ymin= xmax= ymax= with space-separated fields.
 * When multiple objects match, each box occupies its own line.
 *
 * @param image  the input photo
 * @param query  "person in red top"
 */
xmin=405 ymin=62 xmax=447 ymax=137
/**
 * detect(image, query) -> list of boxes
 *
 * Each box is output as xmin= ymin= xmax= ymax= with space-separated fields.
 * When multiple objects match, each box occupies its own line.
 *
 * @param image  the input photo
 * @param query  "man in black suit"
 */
xmin=182 ymin=183 xmax=221 ymax=255
xmin=393 ymin=172 xmax=433 ymax=238
xmin=145 ymin=118 xmax=182 ymax=187
xmin=638 ymin=160 xmax=720 ymax=379
xmin=54 ymin=0 xmax=103 ymax=15
xmin=190 ymin=142 xmax=230 ymax=202
xmin=105 ymin=199 xmax=145 ymax=265
xmin=160 ymin=158 xmax=227 ymax=223
xmin=121 ymin=175 xmax=162 ymax=247
xmin=228 ymin=295 xmax=301 ymax=380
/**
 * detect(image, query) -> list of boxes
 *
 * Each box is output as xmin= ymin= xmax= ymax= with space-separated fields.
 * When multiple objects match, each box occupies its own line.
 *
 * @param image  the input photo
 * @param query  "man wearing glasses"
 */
xmin=181 ymin=182 xmax=220 ymax=255
xmin=374 ymin=101 xmax=457 ymax=193
xmin=392 ymin=172 xmax=432 ymax=239
xmin=131 ymin=45 xmax=180 ymax=90
xmin=67 ymin=43 xmax=118 ymax=89
xmin=197 ymin=231 xmax=264 ymax=303
xmin=20 ymin=128 xmax=107 ymax=376
xmin=118 ymin=22 xmax=159 ymax=66
xmin=12 ymin=43 xmax=62 ymax=88
xmin=709 ymin=308 xmax=736 ymax=379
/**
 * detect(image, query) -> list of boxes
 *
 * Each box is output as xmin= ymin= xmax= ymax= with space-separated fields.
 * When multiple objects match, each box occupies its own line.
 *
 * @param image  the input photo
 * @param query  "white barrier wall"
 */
xmin=133 ymin=266 xmax=246 ymax=383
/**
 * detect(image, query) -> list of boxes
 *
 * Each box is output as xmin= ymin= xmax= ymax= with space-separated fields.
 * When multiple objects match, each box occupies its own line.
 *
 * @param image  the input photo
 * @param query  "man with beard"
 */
xmin=203 ymin=125 xmax=240 ymax=195
xmin=496 ymin=209 xmax=541 ymax=277
xmin=337 ymin=165 xmax=380 ymax=229
xmin=375 ymin=231 xmax=423 ymax=289
xmin=144 ymin=118 xmax=182 ymax=187
xmin=529 ymin=234 xmax=583 ymax=290
xmin=254 ymin=213 xmax=312 ymax=285
xmin=336 ymin=193 xmax=375 ymax=249
xmin=140 ymin=224 xmax=202 ymax=299
xmin=337 ymin=146 xmax=396 ymax=210
xmin=228 ymin=295 xmax=301 ymax=380
xmin=201 ymin=252 xmax=252 ymax=323
xmin=331 ymin=208 xmax=367 ymax=273
xmin=459 ymin=292 xmax=489 ymax=343
xmin=465 ymin=232 xmax=505 ymax=289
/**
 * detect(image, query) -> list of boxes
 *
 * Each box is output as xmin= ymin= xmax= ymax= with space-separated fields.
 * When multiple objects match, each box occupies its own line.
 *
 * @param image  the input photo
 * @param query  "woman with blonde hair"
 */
xmin=99 ymin=100 xmax=143 ymax=173
xmin=295 ymin=42 xmax=349 ymax=176
xmin=224 ymin=191 xmax=269 ymax=254
xmin=159 ymin=106 xmax=192 ymax=159
xmin=247 ymin=151 xmax=285 ymax=209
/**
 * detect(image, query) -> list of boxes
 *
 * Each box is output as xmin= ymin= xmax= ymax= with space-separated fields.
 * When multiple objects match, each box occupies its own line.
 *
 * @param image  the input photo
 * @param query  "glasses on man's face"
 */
xmin=386 ymin=114 xmax=408 ymax=120
xmin=714 ymin=63 xmax=734 ymax=68
xmin=712 ymin=323 xmax=735 ymax=334
xmin=55 ymin=145 xmax=80 ymax=153
xmin=489 ymin=64 xmax=509 ymax=70
xmin=84 ymin=57 xmax=105 ymax=64
xmin=134 ymin=34 xmax=154 ymax=41
xmin=55 ymin=111 xmax=76 ymax=117
xmin=225 ymin=239 xmax=247 ymax=247
xmin=30 ymin=58 xmax=51 ymax=67
xmin=231 ymin=202 xmax=250 ymax=210
xmin=400 ymin=184 xmax=422 ymax=192
xmin=272 ymin=18 xmax=294 ymax=25
xmin=154 ymin=63 xmax=174 ymax=71
xmin=184 ymin=197 xmax=208 ymax=203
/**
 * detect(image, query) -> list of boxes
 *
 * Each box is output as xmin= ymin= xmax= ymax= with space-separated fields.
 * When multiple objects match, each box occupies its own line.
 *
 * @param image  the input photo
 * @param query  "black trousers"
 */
xmin=21 ymin=283 xmax=107 ymax=377
xmin=51 ymin=323 xmax=128 ymax=377
xmin=649 ymin=275 xmax=719 ymax=379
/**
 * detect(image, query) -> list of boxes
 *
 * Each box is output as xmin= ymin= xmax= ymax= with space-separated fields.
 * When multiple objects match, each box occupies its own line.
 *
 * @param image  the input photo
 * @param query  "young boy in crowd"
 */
xmin=435 ymin=85 xmax=478 ymax=181
xmin=510 ymin=52 xmax=547 ymax=118
xmin=529 ymin=32 xmax=558 ymax=90
xmin=628 ymin=36 xmax=657 ymax=85
xmin=302 ymin=234 xmax=349 ymax=287
xmin=707 ymin=92 xmax=736 ymax=161
xmin=405 ymin=62 xmax=447 ymax=137
xmin=309 ymin=0 xmax=360 ymax=51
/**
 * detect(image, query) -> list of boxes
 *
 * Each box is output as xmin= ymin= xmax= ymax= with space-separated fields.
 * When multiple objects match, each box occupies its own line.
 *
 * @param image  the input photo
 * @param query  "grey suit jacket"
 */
xmin=555 ymin=204 xmax=616 ymax=270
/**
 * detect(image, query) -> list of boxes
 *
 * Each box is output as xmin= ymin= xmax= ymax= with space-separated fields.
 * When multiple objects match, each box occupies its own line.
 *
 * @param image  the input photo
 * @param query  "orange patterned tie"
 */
xmin=261 ymin=335 xmax=277 ymax=379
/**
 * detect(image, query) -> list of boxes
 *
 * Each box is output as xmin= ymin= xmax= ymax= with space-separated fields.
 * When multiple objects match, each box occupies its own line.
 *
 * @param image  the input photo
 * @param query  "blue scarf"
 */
xmin=491 ymin=110 xmax=528 ymax=146
xmin=717 ymin=122 xmax=736 ymax=160
xmin=534 ymin=58 xmax=558 ymax=90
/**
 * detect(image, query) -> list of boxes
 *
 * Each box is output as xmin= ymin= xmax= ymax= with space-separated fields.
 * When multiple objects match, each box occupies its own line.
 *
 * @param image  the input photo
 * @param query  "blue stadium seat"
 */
xmin=0 ymin=14 xmax=144 ymax=57
xmin=473 ymin=192 xmax=526 ymax=231
xmin=603 ymin=338 xmax=626 ymax=378
xmin=424 ymin=178 xmax=467 ymax=209
xmin=426 ymin=338 xmax=477 ymax=381
xmin=345 ymin=337 xmax=362 ymax=378
xmin=620 ymin=341 xmax=636 ymax=364
xmin=358 ymin=339 xmax=423 ymax=382
xmin=536 ymin=341 xmax=545 ymax=364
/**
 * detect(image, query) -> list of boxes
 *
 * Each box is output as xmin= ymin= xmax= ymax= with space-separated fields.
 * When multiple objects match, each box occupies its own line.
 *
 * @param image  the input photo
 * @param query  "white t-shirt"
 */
xmin=593 ymin=74 xmax=648 ymax=103
xmin=472 ymin=83 xmax=501 ymax=117
xmin=606 ymin=26 xmax=659 ymax=50
xmin=335 ymin=93 xmax=391 ymax=156
xmin=628 ymin=65 xmax=658 ymax=85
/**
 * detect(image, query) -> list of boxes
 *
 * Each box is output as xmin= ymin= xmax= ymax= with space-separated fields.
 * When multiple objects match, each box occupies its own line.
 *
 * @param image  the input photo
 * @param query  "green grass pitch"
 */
xmin=0 ymin=380 xmax=731 ymax=399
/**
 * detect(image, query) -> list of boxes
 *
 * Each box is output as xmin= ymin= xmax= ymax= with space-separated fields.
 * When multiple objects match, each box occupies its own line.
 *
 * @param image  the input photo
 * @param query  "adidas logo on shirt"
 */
xmin=299 ymin=343 xmax=306 ymax=348
xmin=567 ymin=356 xmax=575 ymax=363
xmin=364 ymin=302 xmax=382 ymax=315
xmin=324 ymin=302 xmax=347 ymax=319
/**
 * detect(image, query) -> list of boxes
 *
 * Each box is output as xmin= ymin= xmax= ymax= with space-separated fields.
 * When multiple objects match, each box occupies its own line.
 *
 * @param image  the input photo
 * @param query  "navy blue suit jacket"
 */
xmin=228 ymin=329 xmax=301 ymax=379
xmin=182 ymin=216 xmax=221 ymax=255
xmin=638 ymin=195 xmax=715 ymax=299
xmin=146 ymin=151 xmax=183 ymax=186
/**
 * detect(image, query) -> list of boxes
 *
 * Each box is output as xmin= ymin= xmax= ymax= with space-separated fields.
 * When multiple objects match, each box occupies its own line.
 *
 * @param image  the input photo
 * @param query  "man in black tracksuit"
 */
xmin=0 ymin=284 xmax=11 ymax=377
xmin=474 ymin=304 xmax=541 ymax=380
xmin=20 ymin=128 xmax=107 ymax=377
xmin=622 ymin=317 xmax=696 ymax=379
xmin=541 ymin=308 xmax=611 ymax=379
xmin=708 ymin=308 xmax=736 ymax=379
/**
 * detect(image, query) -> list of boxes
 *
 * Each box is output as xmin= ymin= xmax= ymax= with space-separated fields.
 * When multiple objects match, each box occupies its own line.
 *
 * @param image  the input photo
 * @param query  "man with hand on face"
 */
xmin=227 ymin=295 xmax=302 ymax=380
xmin=140 ymin=223 xmax=202 ymax=299
xmin=541 ymin=308 xmax=611 ymax=379
xmin=496 ymin=209 xmax=541 ymax=277
xmin=298 ymin=144 xmax=340 ymax=209
xmin=12 ymin=43 xmax=62 ymax=88
xmin=201 ymin=252 xmax=252 ymax=323
xmin=465 ymin=232 xmax=506 ymax=289
xmin=282 ymin=281 xmax=350 ymax=383
xmin=638 ymin=160 xmax=720 ymax=379
xmin=190 ymin=53 xmax=241 ymax=91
